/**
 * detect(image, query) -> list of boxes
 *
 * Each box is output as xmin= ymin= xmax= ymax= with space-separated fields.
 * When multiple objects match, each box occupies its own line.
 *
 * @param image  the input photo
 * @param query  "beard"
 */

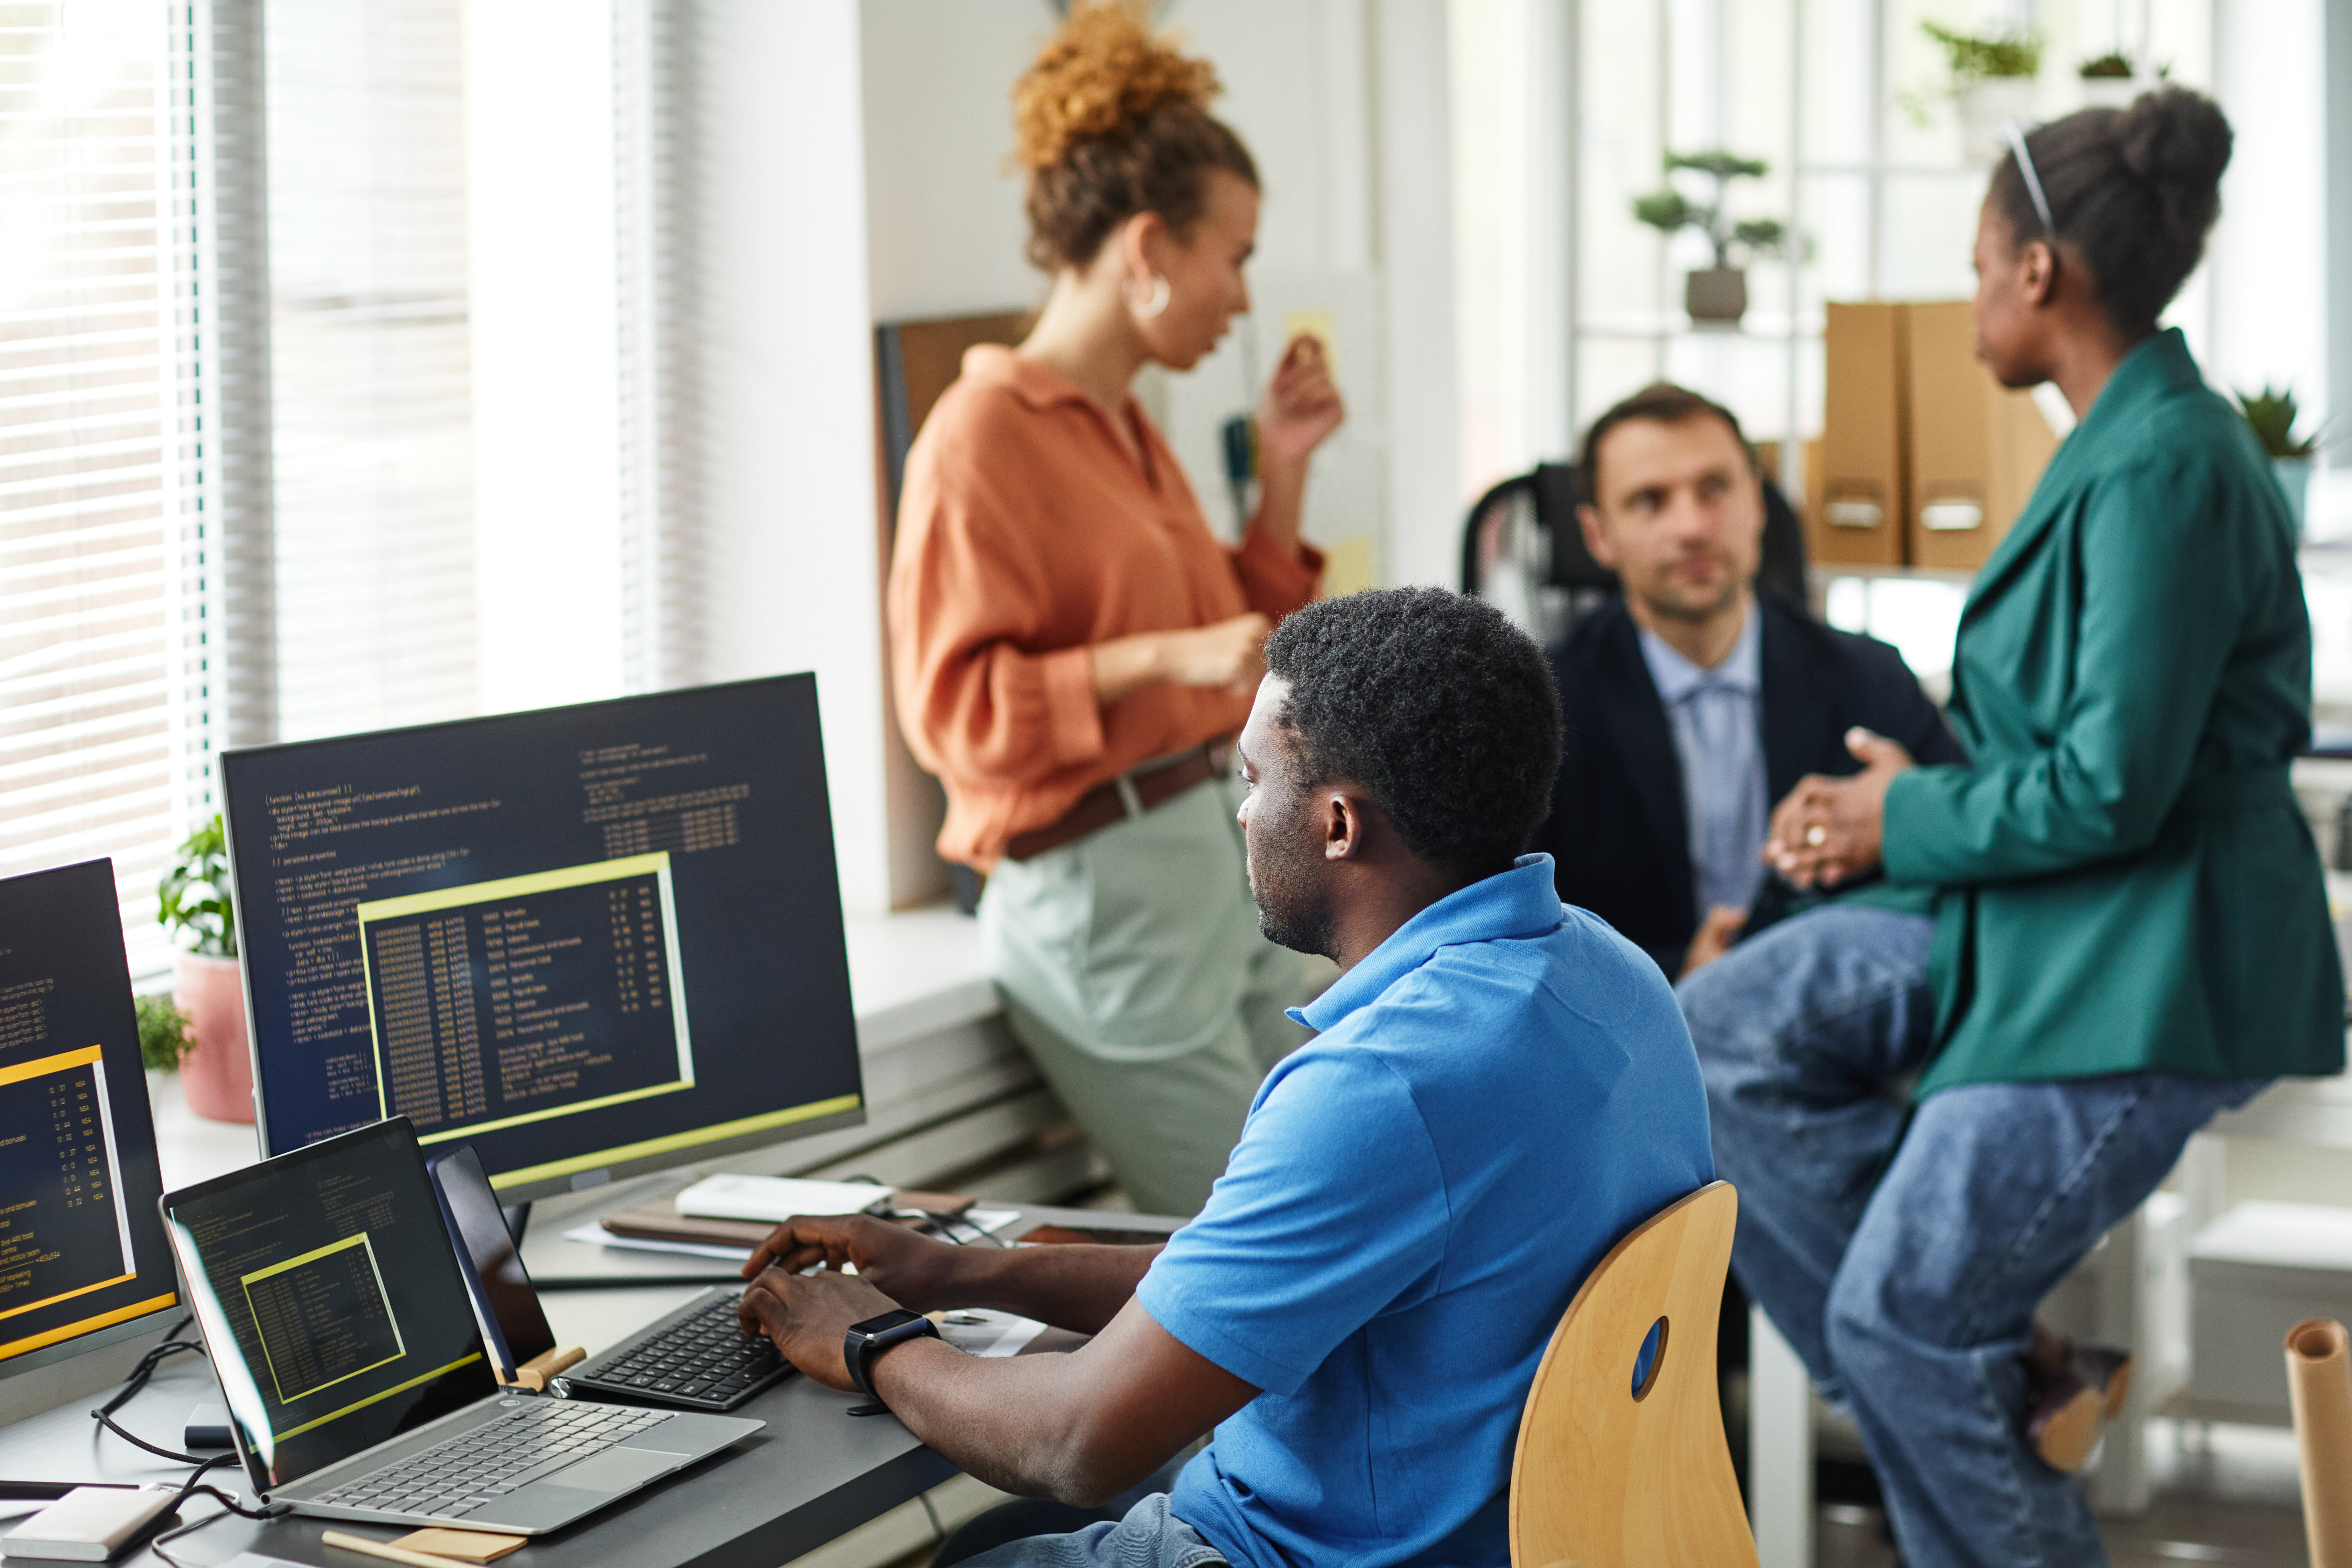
xmin=1246 ymin=812 xmax=1339 ymax=959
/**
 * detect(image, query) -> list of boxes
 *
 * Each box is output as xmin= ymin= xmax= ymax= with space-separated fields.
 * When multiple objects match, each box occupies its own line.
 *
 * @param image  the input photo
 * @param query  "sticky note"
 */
xmin=1282 ymin=309 xmax=1338 ymax=376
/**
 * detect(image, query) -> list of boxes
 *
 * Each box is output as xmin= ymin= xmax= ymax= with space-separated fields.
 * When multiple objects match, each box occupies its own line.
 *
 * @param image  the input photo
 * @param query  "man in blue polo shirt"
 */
xmin=736 ymin=587 xmax=1714 ymax=1568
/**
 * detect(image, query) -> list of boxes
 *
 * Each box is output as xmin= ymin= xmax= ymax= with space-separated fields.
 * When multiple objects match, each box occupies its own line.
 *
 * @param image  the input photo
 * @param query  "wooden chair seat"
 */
xmin=1510 ymin=1180 xmax=1756 ymax=1568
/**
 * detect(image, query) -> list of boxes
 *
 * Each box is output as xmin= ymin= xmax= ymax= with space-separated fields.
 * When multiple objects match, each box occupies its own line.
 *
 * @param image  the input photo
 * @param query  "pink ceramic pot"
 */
xmin=173 ymin=951 xmax=254 ymax=1124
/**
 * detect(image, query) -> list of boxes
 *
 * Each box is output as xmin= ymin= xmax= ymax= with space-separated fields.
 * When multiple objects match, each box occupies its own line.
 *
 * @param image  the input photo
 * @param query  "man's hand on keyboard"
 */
xmin=738 ymin=1264 xmax=898 ymax=1391
xmin=741 ymin=1213 xmax=964 ymax=1308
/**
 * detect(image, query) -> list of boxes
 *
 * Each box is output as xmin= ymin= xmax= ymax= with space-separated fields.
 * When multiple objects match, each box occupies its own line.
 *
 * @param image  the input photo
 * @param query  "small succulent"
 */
xmin=2237 ymin=386 xmax=2319 ymax=460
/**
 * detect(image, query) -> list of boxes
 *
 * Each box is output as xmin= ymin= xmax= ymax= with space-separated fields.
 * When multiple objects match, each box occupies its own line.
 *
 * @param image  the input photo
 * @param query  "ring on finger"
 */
xmin=1805 ymin=824 xmax=1827 ymax=847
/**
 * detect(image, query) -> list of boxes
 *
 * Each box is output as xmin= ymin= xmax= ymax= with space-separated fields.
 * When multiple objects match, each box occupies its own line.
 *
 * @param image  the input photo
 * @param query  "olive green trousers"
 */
xmin=979 ymin=776 xmax=1305 ymax=1217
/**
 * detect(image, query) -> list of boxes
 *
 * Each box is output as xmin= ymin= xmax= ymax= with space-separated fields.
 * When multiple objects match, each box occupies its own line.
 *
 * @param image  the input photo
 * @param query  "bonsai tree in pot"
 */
xmin=1917 ymin=20 xmax=2042 ymax=164
xmin=2237 ymin=384 xmax=2321 ymax=538
xmin=160 ymin=813 xmax=253 ymax=1123
xmin=1633 ymin=150 xmax=1786 ymax=327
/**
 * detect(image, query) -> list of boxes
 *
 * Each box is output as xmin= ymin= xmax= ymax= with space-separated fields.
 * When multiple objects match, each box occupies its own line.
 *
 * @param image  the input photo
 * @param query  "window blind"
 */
xmin=616 ymin=0 xmax=701 ymax=694
xmin=264 ymin=0 xmax=478 ymax=743
xmin=266 ymin=0 xmax=697 ymax=737
xmin=0 ymin=1 xmax=266 ymax=977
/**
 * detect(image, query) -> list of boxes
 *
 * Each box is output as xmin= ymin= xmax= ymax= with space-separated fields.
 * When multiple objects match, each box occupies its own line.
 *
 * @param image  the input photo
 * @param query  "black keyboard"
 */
xmin=560 ymin=1291 xmax=790 ymax=1410
xmin=318 ymin=1399 xmax=672 ymax=1518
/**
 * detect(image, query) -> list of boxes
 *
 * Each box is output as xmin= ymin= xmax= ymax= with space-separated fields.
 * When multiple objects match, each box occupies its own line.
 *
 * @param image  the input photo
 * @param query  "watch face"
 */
xmin=853 ymin=1308 xmax=928 ymax=1338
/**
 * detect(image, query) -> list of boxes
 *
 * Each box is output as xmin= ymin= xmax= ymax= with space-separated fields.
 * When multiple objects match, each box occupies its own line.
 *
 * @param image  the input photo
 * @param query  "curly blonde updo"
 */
xmin=1012 ymin=2 xmax=1258 ymax=272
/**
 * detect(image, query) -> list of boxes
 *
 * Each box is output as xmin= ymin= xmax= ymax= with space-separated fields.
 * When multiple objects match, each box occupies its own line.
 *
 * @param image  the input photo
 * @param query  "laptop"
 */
xmin=160 ymin=1119 xmax=762 ymax=1534
xmin=426 ymin=1145 xmax=792 ymax=1411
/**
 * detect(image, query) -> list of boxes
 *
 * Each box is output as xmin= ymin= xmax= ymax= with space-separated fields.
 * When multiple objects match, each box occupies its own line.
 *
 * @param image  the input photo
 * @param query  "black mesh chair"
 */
xmin=1460 ymin=461 xmax=1811 ymax=644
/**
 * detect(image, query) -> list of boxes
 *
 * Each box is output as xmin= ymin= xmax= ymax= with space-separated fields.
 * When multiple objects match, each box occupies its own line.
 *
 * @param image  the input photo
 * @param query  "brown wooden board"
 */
xmin=875 ymin=310 xmax=1034 ymax=530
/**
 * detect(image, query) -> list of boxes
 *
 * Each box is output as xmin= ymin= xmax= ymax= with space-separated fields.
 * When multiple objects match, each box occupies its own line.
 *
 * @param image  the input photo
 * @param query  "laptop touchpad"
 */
xmin=539 ymin=1445 xmax=690 ymax=1492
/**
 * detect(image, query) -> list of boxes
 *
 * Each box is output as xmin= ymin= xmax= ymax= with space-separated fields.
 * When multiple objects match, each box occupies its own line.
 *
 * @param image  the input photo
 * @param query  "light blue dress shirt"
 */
xmin=1136 ymin=856 xmax=1714 ymax=1568
xmin=1637 ymin=606 xmax=1768 ymax=920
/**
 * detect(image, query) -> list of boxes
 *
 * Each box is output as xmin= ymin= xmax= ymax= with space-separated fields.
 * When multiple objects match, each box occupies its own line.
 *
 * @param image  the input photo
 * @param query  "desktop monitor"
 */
xmin=221 ymin=674 xmax=864 ymax=1204
xmin=0 ymin=860 xmax=179 ymax=1380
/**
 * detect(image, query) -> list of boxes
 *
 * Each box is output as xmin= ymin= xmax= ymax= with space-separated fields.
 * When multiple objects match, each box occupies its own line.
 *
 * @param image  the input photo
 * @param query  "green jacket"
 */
xmin=1883 ymin=329 xmax=2345 ymax=1093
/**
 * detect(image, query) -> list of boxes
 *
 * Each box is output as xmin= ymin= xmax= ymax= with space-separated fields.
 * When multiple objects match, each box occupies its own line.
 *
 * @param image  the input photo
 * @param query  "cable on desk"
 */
xmin=145 ymin=1454 xmax=291 ymax=1568
xmin=89 ymin=1313 xmax=215 ymax=1465
xmin=4 ymin=1322 xmax=283 ymax=1561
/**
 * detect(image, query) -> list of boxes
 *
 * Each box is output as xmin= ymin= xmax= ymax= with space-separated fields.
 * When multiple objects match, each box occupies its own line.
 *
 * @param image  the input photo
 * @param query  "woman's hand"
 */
xmin=1254 ymin=335 xmax=1345 ymax=470
xmin=1763 ymin=728 xmax=1916 ymax=889
xmin=1090 ymin=612 xmax=1270 ymax=702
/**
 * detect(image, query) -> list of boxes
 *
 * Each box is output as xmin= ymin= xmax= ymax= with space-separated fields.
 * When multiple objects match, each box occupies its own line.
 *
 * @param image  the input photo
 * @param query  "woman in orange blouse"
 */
xmin=887 ymin=7 xmax=1341 ymax=1214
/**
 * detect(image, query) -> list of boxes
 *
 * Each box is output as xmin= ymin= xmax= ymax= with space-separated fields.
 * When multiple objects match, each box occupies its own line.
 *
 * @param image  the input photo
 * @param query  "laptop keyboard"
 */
xmin=317 ymin=1399 xmax=673 ymax=1518
xmin=581 ymin=1293 xmax=785 ymax=1404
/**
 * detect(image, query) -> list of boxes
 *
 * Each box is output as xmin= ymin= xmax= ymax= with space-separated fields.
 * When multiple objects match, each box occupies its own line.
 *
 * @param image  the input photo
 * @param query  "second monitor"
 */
xmin=223 ymin=674 xmax=863 ymax=1203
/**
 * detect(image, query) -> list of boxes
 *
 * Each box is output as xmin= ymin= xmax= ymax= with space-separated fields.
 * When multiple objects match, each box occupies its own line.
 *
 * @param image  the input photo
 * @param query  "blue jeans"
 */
xmin=1678 ymin=904 xmax=2263 ymax=1568
xmin=953 ymin=1493 xmax=1225 ymax=1568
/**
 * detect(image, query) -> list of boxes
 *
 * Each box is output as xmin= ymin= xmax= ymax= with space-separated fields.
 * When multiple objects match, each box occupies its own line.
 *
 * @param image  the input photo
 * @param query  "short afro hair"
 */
xmin=1262 ymin=587 xmax=1561 ymax=881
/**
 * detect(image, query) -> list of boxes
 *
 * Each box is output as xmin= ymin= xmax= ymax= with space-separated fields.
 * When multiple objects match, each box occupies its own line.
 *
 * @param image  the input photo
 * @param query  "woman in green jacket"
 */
xmin=1679 ymin=87 xmax=2343 ymax=1568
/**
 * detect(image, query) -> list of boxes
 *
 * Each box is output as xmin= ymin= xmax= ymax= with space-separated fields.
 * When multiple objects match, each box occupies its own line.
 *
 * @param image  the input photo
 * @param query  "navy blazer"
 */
xmin=1532 ymin=594 xmax=1963 ymax=973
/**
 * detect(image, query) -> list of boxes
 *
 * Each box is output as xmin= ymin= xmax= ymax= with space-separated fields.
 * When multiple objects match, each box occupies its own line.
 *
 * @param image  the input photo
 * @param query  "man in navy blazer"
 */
xmin=1530 ymin=383 xmax=1962 ymax=978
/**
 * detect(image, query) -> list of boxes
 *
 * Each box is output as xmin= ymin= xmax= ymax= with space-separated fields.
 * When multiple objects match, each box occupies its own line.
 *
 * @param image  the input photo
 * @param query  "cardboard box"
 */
xmin=1903 ymin=300 xmax=2061 ymax=572
xmin=1814 ymin=302 xmax=1910 ymax=566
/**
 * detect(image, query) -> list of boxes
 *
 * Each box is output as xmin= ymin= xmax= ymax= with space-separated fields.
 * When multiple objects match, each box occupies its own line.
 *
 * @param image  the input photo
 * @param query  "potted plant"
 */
xmin=1632 ymin=150 xmax=1787 ymax=327
xmin=136 ymin=992 xmax=192 ymax=1074
xmin=2077 ymin=50 xmax=2141 ymax=111
xmin=2237 ymin=385 xmax=2321 ymax=538
xmin=1919 ymin=20 xmax=2042 ymax=165
xmin=160 ymin=814 xmax=252 ymax=1123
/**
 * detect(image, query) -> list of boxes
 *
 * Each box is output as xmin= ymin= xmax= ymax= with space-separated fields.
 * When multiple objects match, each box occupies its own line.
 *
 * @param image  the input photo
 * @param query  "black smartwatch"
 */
xmin=843 ymin=1309 xmax=941 ymax=1411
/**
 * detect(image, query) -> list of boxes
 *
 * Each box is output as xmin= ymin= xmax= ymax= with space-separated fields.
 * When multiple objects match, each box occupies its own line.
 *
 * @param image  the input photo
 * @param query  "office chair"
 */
xmin=1509 ymin=1180 xmax=1757 ymax=1568
xmin=1460 ymin=462 xmax=1809 ymax=644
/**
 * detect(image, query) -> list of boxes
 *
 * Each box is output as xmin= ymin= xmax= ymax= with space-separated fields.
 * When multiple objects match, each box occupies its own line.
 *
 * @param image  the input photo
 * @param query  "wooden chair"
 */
xmin=1510 ymin=1180 xmax=1757 ymax=1568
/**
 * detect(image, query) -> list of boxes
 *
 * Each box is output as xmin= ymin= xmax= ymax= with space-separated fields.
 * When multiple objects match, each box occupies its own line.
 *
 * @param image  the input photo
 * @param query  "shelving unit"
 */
xmin=1562 ymin=0 xmax=2199 ymax=534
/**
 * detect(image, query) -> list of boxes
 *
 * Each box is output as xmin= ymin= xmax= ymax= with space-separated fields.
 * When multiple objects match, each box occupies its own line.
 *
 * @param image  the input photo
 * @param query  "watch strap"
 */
xmin=845 ymin=1312 xmax=940 ymax=1408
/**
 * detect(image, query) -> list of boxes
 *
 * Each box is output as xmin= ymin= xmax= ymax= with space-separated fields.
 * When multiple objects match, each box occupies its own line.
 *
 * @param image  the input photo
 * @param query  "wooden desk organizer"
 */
xmin=499 ymin=1344 xmax=585 ymax=1392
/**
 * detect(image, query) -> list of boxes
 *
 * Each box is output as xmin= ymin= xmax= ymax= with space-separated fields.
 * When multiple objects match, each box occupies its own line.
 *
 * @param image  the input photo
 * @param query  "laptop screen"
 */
xmin=426 ymin=1144 xmax=556 ymax=1379
xmin=161 ymin=1118 xmax=498 ymax=1490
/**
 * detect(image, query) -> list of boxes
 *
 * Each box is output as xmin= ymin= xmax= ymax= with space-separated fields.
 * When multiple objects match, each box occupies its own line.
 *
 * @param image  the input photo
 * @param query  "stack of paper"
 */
xmin=673 ymin=1174 xmax=893 ymax=1223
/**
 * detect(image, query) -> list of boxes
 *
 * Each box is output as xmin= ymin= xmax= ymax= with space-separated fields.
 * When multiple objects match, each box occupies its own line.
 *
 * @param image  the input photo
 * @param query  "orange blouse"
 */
xmin=888 ymin=346 xmax=1323 ymax=870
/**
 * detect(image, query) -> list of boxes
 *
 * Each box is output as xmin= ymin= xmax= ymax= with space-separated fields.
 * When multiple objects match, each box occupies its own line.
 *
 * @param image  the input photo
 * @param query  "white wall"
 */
xmin=469 ymin=0 xmax=627 ymax=712
xmin=1374 ymin=0 xmax=1465 ymax=589
xmin=693 ymin=0 xmax=896 ymax=917
xmin=860 ymin=1 xmax=1041 ymax=321
xmin=2206 ymin=0 xmax=2326 ymax=428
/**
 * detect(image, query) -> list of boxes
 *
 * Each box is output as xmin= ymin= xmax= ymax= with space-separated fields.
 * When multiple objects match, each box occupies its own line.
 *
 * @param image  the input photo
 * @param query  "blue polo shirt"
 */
xmin=1135 ymin=855 xmax=1713 ymax=1568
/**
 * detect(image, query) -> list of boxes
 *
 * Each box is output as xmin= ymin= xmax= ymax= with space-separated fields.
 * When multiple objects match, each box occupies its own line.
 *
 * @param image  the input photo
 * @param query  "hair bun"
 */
xmin=2117 ymin=85 xmax=2232 ymax=196
xmin=1013 ymin=2 xmax=1222 ymax=172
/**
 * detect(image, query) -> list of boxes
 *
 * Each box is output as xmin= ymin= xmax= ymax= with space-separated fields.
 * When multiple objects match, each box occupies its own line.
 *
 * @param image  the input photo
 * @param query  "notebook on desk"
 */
xmin=160 ymin=1119 xmax=761 ymax=1534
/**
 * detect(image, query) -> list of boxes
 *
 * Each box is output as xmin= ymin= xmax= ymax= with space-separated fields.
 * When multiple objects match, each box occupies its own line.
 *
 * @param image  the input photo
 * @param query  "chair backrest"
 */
xmin=1510 ymin=1180 xmax=1756 ymax=1568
